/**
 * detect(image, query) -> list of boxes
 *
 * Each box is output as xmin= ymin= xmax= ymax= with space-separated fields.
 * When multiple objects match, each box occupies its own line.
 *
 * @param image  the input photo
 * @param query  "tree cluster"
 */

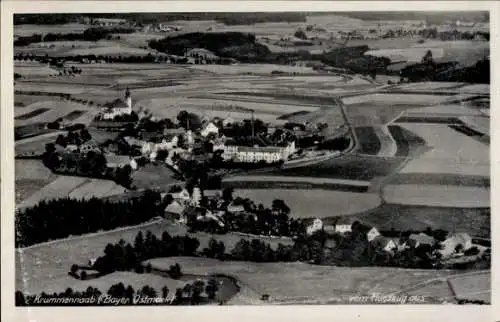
xmin=15 ymin=190 xmax=162 ymax=247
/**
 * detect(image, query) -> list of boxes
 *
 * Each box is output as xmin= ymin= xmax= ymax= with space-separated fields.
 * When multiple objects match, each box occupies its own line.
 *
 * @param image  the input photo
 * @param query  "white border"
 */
xmin=1 ymin=2 xmax=497 ymax=322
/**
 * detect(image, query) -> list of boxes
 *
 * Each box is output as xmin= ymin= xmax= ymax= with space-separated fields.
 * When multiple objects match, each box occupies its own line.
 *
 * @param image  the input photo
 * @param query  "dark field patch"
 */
xmin=354 ymin=126 xmax=381 ymax=155
xmin=339 ymin=203 xmax=490 ymax=239
xmin=394 ymin=116 xmax=461 ymax=124
xmin=63 ymin=110 xmax=86 ymax=121
xmin=388 ymin=124 xmax=427 ymax=157
xmin=14 ymin=123 xmax=53 ymax=140
xmin=15 ymin=108 xmax=50 ymax=120
xmin=264 ymin=154 xmax=405 ymax=181
xmin=386 ymin=173 xmax=490 ymax=187
xmin=222 ymin=91 xmax=339 ymax=106
xmin=277 ymin=110 xmax=311 ymax=120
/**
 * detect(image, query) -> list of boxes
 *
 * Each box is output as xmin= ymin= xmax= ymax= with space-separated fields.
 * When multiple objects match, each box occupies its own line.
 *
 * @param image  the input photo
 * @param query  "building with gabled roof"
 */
xmin=407 ymin=233 xmax=436 ymax=248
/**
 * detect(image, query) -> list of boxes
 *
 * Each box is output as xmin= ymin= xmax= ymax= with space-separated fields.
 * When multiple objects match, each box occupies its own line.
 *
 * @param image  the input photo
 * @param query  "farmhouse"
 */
xmin=200 ymin=122 xmax=219 ymax=137
xmin=352 ymin=222 xmax=380 ymax=242
xmin=171 ymin=188 xmax=192 ymax=204
xmin=334 ymin=217 xmax=358 ymax=234
xmin=371 ymin=236 xmax=398 ymax=253
xmin=439 ymin=233 xmax=473 ymax=257
xmin=306 ymin=218 xmax=323 ymax=236
xmin=105 ymin=154 xmax=138 ymax=170
xmin=164 ymin=200 xmax=186 ymax=220
xmin=407 ymin=233 xmax=436 ymax=248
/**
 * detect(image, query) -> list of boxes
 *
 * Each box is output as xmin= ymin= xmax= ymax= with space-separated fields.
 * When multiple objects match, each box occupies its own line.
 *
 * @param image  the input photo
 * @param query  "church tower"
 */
xmin=125 ymin=88 xmax=132 ymax=115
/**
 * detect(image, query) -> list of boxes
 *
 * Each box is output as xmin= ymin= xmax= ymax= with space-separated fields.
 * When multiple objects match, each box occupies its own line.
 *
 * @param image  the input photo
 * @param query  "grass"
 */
xmin=354 ymin=126 xmax=381 ymax=155
xmin=131 ymin=164 xmax=182 ymax=190
xmin=233 ymin=188 xmax=381 ymax=218
xmin=448 ymin=272 xmax=490 ymax=303
xmin=14 ymin=23 xmax=88 ymax=37
xmin=397 ymin=124 xmax=489 ymax=177
xmin=342 ymin=203 xmax=490 ymax=238
xmin=388 ymin=124 xmax=427 ymax=157
xmin=14 ymin=108 xmax=51 ymax=120
xmin=14 ymin=123 xmax=55 ymax=141
xmin=15 ymin=221 xmax=294 ymax=295
xmin=146 ymin=257 xmax=461 ymax=304
xmin=63 ymin=110 xmax=86 ymax=121
xmin=382 ymin=184 xmax=489 ymax=208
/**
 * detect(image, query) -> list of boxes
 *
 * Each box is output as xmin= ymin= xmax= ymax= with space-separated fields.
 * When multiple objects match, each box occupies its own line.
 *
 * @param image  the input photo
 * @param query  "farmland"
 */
xmin=146 ymin=257 xmax=464 ymax=304
xmin=233 ymin=188 xmax=381 ymax=217
xmin=131 ymin=164 xmax=182 ymax=190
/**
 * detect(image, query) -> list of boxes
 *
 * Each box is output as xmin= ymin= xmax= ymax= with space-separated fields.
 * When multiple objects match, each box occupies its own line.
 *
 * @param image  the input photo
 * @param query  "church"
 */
xmin=99 ymin=88 xmax=133 ymax=120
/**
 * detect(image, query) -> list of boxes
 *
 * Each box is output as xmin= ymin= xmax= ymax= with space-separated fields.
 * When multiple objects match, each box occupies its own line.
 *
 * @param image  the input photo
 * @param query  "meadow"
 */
xmin=131 ymin=164 xmax=182 ymax=190
xmin=146 ymin=257 xmax=461 ymax=305
xmin=233 ymin=188 xmax=381 ymax=218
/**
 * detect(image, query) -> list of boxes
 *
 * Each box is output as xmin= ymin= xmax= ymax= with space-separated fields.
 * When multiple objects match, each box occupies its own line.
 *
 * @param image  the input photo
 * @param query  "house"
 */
xmin=371 ymin=236 xmax=398 ymax=253
xmin=105 ymin=154 xmax=138 ymax=170
xmin=439 ymin=233 xmax=473 ymax=257
xmin=164 ymin=200 xmax=186 ymax=221
xmin=227 ymin=203 xmax=245 ymax=214
xmin=334 ymin=217 xmax=358 ymax=234
xmin=306 ymin=218 xmax=323 ymax=236
xmin=65 ymin=144 xmax=79 ymax=152
xmin=200 ymin=122 xmax=219 ymax=137
xmin=407 ymin=233 xmax=436 ymax=248
xmin=352 ymin=222 xmax=380 ymax=242
xmin=171 ymin=188 xmax=191 ymax=203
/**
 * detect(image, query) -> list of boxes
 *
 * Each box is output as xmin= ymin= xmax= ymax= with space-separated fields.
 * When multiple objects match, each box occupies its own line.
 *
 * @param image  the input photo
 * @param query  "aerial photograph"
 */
xmin=13 ymin=11 xmax=490 ymax=306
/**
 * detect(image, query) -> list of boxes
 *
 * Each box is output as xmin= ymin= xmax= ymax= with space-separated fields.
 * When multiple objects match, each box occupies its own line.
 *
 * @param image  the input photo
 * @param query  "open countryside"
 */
xmin=14 ymin=11 xmax=490 ymax=306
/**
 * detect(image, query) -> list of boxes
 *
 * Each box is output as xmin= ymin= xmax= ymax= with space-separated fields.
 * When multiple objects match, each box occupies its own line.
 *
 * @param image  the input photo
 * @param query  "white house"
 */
xmin=439 ymin=233 xmax=473 ymax=257
xmin=334 ymin=217 xmax=357 ymax=234
xmin=171 ymin=188 xmax=191 ymax=203
xmin=306 ymin=218 xmax=323 ymax=236
xmin=164 ymin=200 xmax=186 ymax=220
xmin=200 ymin=122 xmax=219 ymax=137
xmin=366 ymin=227 xmax=381 ymax=242
xmin=371 ymin=236 xmax=398 ymax=253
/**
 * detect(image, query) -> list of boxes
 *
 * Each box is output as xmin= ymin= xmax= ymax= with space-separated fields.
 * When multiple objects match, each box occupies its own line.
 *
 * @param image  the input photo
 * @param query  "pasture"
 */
xmin=396 ymin=124 xmax=489 ymax=177
xmin=14 ymin=100 xmax=90 ymax=127
xmin=346 ymin=203 xmax=490 ymax=238
xmin=131 ymin=164 xmax=182 ymax=190
xmin=15 ymin=221 xmax=293 ymax=295
xmin=233 ymin=188 xmax=381 ymax=217
xmin=14 ymin=23 xmax=88 ymax=37
xmin=382 ymin=184 xmax=489 ymax=208
xmin=448 ymin=272 xmax=491 ymax=303
xmin=146 ymin=257 xmax=460 ymax=305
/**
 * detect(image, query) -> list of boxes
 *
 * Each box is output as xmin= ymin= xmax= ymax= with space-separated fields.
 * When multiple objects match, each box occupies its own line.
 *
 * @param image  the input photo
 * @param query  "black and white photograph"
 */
xmin=6 ymin=4 xmax=492 ymax=312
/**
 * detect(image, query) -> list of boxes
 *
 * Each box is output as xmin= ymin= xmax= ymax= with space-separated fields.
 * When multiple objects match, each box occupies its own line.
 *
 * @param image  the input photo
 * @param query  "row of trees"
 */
xmin=15 ymin=190 xmax=162 ymax=247
xmin=14 ymin=26 xmax=135 ymax=46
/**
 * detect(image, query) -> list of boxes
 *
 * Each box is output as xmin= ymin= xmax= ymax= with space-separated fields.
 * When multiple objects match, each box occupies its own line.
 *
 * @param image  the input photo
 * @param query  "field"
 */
xmin=448 ymin=272 xmax=490 ymax=303
xmin=344 ymin=203 xmax=490 ymax=238
xmin=365 ymin=40 xmax=489 ymax=67
xmin=396 ymin=123 xmax=489 ymax=177
xmin=15 ymin=100 xmax=91 ymax=127
xmin=233 ymin=188 xmax=381 ymax=217
xmin=15 ymin=132 xmax=62 ymax=155
xmin=15 ymin=159 xmax=59 ymax=204
xmin=382 ymin=184 xmax=489 ymax=208
xmin=14 ymin=23 xmax=88 ymax=37
xmin=131 ymin=164 xmax=182 ymax=190
xmin=15 ymin=221 xmax=293 ymax=295
xmin=146 ymin=257 xmax=462 ymax=305
xmin=16 ymin=175 xmax=126 ymax=209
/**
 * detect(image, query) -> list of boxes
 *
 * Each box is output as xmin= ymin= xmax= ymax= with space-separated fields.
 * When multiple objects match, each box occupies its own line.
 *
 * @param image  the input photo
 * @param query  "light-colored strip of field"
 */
xmin=224 ymin=175 xmax=371 ymax=187
xmin=373 ymin=126 xmax=398 ymax=157
xmin=398 ymin=124 xmax=489 ymax=176
xmin=382 ymin=184 xmax=489 ymax=208
xmin=343 ymin=93 xmax=451 ymax=106
xmin=458 ymin=84 xmax=490 ymax=95
xmin=15 ymin=82 xmax=99 ymax=94
xmin=397 ymin=82 xmax=467 ymax=91
xmin=68 ymin=179 xmax=126 ymax=200
xmin=15 ymin=101 xmax=89 ymax=126
xmin=15 ymin=159 xmax=54 ymax=181
xmin=402 ymin=104 xmax=484 ymax=117
xmin=17 ymin=176 xmax=89 ymax=209
xmin=234 ymin=189 xmax=381 ymax=218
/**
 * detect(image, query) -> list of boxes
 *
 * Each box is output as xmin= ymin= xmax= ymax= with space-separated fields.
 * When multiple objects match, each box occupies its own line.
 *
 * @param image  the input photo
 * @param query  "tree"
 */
xmin=70 ymin=264 xmax=79 ymax=275
xmin=205 ymin=277 xmax=219 ymax=300
xmin=15 ymin=291 xmax=26 ymax=306
xmin=191 ymin=280 xmax=205 ymax=304
xmin=80 ymin=270 xmax=87 ymax=280
xmin=168 ymin=263 xmax=182 ymax=279
xmin=56 ymin=134 xmax=67 ymax=147
xmin=294 ymin=29 xmax=307 ymax=40
xmin=455 ymin=244 xmax=464 ymax=254
xmin=161 ymin=286 xmax=169 ymax=299
xmin=421 ymin=50 xmax=435 ymax=65
xmin=222 ymin=187 xmax=234 ymax=202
